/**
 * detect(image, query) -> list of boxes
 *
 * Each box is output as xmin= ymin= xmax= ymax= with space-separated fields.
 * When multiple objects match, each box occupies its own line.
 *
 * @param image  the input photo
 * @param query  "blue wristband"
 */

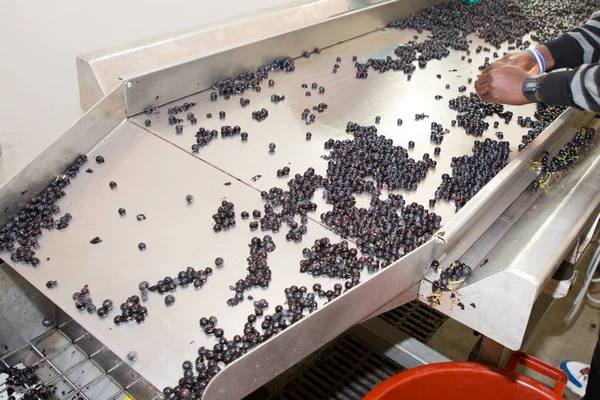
xmin=527 ymin=47 xmax=546 ymax=73
xmin=535 ymin=48 xmax=547 ymax=72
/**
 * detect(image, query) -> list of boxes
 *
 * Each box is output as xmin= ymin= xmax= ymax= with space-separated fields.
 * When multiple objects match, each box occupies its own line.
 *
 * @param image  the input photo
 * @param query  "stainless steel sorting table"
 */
xmin=2 ymin=0 xmax=600 ymax=398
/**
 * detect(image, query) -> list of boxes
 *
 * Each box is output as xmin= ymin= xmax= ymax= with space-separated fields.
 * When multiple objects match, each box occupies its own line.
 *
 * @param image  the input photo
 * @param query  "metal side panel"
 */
xmin=432 ymin=107 xmax=595 ymax=259
xmin=122 ymin=0 xmax=441 ymax=115
xmin=0 ymin=264 xmax=55 ymax=357
xmin=418 ymin=117 xmax=600 ymax=349
xmin=0 ymin=86 xmax=125 ymax=221
xmin=77 ymin=0 xmax=385 ymax=110
xmin=203 ymin=239 xmax=436 ymax=400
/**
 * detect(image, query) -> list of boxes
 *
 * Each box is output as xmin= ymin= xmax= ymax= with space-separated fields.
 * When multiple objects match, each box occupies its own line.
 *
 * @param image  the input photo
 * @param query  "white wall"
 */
xmin=0 ymin=1 xmax=303 ymax=179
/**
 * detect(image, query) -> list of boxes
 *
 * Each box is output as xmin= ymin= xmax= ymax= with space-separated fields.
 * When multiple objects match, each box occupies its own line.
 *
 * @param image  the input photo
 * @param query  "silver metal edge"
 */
xmin=121 ymin=0 xmax=441 ymax=116
xmin=417 ymin=119 xmax=600 ymax=349
xmin=77 ymin=56 xmax=107 ymax=112
xmin=76 ymin=0 xmax=386 ymax=110
xmin=433 ymin=108 xmax=595 ymax=259
xmin=0 ymin=86 xmax=125 ymax=218
xmin=203 ymin=240 xmax=434 ymax=399
xmin=362 ymin=286 xmax=420 ymax=321
xmin=417 ymin=273 xmax=537 ymax=350
xmin=373 ymin=109 xmax=594 ymax=326
xmin=508 ymin=157 xmax=600 ymax=300
xmin=0 ymin=263 xmax=56 ymax=357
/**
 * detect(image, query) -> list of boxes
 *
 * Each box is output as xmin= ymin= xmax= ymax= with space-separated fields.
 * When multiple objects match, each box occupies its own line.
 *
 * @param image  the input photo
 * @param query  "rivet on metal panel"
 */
xmin=126 ymin=81 xmax=133 ymax=89
xmin=127 ymin=351 xmax=138 ymax=362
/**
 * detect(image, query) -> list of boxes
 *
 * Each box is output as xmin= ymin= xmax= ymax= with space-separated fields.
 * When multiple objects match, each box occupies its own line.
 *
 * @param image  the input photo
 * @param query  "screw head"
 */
xmin=126 ymin=81 xmax=133 ymax=89
xmin=127 ymin=351 xmax=137 ymax=361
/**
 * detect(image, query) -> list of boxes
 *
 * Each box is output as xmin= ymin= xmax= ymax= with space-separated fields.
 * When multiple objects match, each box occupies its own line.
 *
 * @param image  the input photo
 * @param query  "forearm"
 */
xmin=537 ymin=64 xmax=600 ymax=112
xmin=542 ymin=37 xmax=581 ymax=71
xmin=542 ymin=11 xmax=600 ymax=71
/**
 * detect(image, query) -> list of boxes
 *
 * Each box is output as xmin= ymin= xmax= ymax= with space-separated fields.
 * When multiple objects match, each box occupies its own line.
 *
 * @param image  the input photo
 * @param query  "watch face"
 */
xmin=523 ymin=79 xmax=538 ymax=93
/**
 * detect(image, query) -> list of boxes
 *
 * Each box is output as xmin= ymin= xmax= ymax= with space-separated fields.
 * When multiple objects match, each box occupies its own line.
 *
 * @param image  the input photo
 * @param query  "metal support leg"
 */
xmin=476 ymin=336 xmax=512 ymax=367
xmin=521 ymin=292 xmax=555 ymax=352
xmin=352 ymin=317 xmax=450 ymax=369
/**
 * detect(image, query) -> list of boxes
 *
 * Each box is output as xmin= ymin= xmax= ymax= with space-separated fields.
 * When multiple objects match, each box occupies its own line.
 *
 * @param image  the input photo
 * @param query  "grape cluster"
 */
xmin=532 ymin=127 xmax=596 ymax=190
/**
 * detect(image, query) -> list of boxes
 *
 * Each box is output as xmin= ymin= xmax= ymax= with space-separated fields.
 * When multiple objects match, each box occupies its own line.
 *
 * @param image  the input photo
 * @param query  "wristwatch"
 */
xmin=522 ymin=75 xmax=544 ymax=103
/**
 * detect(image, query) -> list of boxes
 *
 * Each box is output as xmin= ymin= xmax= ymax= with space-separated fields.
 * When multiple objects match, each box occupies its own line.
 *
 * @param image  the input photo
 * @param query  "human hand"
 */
xmin=494 ymin=45 xmax=554 ymax=74
xmin=496 ymin=50 xmax=540 ymax=73
xmin=475 ymin=63 xmax=533 ymax=105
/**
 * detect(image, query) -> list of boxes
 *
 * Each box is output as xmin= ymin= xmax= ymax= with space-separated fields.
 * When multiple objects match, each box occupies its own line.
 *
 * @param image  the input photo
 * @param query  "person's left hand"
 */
xmin=475 ymin=63 xmax=534 ymax=105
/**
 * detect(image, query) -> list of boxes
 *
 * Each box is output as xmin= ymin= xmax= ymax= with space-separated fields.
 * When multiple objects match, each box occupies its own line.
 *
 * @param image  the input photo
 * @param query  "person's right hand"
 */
xmin=475 ymin=63 xmax=533 ymax=105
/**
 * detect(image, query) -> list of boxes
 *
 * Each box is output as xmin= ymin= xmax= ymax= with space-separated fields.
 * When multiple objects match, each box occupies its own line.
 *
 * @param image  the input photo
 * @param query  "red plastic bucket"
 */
xmin=364 ymin=352 xmax=568 ymax=400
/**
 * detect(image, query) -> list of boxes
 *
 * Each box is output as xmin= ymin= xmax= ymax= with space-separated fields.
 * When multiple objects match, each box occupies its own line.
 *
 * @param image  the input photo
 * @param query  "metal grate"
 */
xmin=380 ymin=301 xmax=447 ymax=343
xmin=266 ymin=334 xmax=404 ymax=400
xmin=0 ymin=301 xmax=445 ymax=399
xmin=0 ymin=318 xmax=161 ymax=400
xmin=261 ymin=301 xmax=448 ymax=400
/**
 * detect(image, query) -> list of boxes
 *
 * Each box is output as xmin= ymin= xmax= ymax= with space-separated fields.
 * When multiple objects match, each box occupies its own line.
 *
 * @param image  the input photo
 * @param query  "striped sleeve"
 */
xmin=537 ymin=11 xmax=600 ymax=112
xmin=544 ymin=11 xmax=600 ymax=70
xmin=538 ymin=64 xmax=600 ymax=112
